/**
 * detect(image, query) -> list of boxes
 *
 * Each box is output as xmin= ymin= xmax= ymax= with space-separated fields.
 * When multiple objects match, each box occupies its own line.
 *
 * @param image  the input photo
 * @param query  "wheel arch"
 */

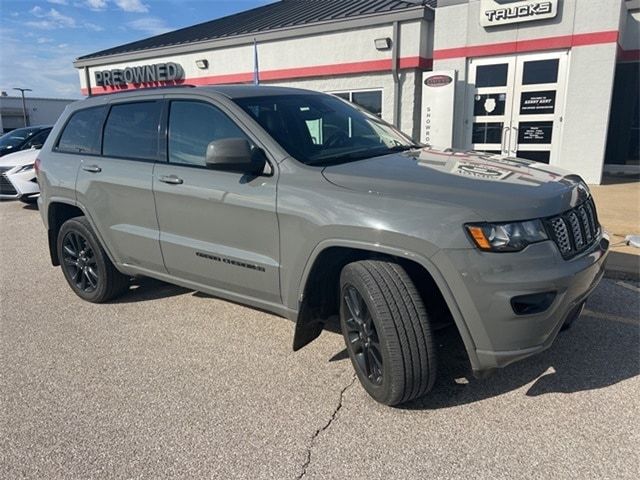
xmin=46 ymin=200 xmax=118 ymax=270
xmin=47 ymin=200 xmax=84 ymax=266
xmin=292 ymin=240 xmax=480 ymax=371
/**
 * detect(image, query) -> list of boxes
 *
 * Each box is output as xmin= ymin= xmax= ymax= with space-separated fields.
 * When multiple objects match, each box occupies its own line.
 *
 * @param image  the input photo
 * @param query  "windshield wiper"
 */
xmin=386 ymin=144 xmax=421 ymax=152
xmin=307 ymin=144 xmax=422 ymax=166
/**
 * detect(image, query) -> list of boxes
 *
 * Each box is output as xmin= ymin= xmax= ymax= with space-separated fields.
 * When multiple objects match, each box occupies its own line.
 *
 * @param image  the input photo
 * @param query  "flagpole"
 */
xmin=253 ymin=38 xmax=260 ymax=86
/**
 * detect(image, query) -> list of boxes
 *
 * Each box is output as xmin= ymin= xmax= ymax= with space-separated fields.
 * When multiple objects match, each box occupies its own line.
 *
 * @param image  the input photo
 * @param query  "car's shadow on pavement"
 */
xmin=112 ymin=276 xmax=639 ymax=409
xmin=414 ymin=309 xmax=639 ymax=410
xmin=326 ymin=303 xmax=639 ymax=410
xmin=111 ymin=277 xmax=191 ymax=303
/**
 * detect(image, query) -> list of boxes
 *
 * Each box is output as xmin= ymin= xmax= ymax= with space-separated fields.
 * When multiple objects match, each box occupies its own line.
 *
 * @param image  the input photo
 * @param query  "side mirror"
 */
xmin=31 ymin=144 xmax=44 ymax=150
xmin=205 ymin=138 xmax=266 ymax=175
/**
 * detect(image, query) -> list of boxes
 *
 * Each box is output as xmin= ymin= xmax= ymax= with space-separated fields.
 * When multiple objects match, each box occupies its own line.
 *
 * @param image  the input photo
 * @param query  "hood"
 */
xmin=0 ymin=147 xmax=39 ymax=170
xmin=322 ymin=148 xmax=590 ymax=220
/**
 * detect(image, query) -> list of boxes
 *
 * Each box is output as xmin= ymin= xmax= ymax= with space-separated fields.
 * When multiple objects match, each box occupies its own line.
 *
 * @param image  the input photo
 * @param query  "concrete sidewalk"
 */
xmin=590 ymin=174 xmax=640 ymax=280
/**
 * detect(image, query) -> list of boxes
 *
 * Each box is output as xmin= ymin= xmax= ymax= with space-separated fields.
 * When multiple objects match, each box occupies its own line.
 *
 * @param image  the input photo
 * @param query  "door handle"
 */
xmin=158 ymin=174 xmax=183 ymax=185
xmin=501 ymin=126 xmax=510 ymax=154
xmin=82 ymin=164 xmax=101 ymax=173
xmin=511 ymin=126 xmax=519 ymax=155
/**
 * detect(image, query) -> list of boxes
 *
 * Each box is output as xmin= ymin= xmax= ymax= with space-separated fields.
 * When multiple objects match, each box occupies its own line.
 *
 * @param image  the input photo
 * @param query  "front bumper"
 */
xmin=0 ymin=169 xmax=39 ymax=200
xmin=433 ymin=234 xmax=609 ymax=374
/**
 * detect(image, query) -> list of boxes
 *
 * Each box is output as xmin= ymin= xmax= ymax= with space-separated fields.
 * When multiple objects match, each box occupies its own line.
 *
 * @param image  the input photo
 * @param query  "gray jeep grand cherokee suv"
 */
xmin=36 ymin=86 xmax=608 ymax=405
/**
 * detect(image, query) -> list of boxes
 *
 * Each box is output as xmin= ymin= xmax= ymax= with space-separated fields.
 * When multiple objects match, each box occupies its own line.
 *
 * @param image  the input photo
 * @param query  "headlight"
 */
xmin=14 ymin=164 xmax=35 ymax=174
xmin=465 ymin=220 xmax=548 ymax=252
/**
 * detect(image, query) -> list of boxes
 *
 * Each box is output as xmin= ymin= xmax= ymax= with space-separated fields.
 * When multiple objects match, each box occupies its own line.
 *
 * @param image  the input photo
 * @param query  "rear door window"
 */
xmin=103 ymin=101 xmax=161 ymax=161
xmin=57 ymin=106 xmax=107 ymax=154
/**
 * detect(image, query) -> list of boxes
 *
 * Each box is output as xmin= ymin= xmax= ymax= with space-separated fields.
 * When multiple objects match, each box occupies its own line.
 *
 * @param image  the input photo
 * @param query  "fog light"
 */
xmin=511 ymin=292 xmax=556 ymax=315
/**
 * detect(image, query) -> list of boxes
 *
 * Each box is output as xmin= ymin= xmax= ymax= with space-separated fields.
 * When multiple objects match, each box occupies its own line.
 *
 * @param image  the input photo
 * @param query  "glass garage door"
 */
xmin=468 ymin=51 xmax=568 ymax=164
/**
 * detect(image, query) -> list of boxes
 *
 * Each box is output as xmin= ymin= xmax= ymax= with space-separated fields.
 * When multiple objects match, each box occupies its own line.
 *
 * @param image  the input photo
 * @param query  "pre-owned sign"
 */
xmin=480 ymin=0 xmax=558 ymax=27
xmin=94 ymin=62 xmax=184 ymax=87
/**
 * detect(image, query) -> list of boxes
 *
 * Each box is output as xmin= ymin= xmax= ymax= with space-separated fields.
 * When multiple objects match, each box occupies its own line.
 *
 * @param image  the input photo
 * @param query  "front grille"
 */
xmin=545 ymin=198 xmax=600 ymax=260
xmin=0 ymin=174 xmax=17 ymax=195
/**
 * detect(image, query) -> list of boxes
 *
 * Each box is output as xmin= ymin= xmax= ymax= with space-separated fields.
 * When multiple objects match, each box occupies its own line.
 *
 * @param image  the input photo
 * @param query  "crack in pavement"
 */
xmin=295 ymin=373 xmax=357 ymax=480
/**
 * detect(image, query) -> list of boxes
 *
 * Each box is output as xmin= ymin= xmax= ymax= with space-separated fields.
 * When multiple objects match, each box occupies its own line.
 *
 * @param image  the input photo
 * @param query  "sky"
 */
xmin=0 ymin=0 xmax=272 ymax=99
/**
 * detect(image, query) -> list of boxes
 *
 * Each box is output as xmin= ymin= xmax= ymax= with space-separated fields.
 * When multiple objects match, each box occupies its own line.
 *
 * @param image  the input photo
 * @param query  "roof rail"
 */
xmin=89 ymin=84 xmax=197 ymax=97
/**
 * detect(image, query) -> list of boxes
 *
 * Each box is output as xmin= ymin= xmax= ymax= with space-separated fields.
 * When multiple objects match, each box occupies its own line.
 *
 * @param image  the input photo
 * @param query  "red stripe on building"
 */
xmin=433 ymin=30 xmax=620 ymax=60
xmin=81 ymin=56 xmax=433 ymax=96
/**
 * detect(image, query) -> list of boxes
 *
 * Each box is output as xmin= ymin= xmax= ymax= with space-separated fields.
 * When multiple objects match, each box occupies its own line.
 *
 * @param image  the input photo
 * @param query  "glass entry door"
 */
xmin=468 ymin=51 xmax=568 ymax=164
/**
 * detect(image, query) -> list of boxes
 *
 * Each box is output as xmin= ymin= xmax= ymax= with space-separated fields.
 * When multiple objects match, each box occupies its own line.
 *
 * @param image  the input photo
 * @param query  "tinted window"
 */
xmin=57 ymin=107 xmax=106 ymax=154
xmin=474 ymin=93 xmax=506 ymax=116
xmin=522 ymin=59 xmax=559 ymax=85
xmin=475 ymin=64 xmax=509 ymax=88
xmin=23 ymin=129 xmax=50 ymax=149
xmin=103 ymin=102 xmax=161 ymax=160
xmin=235 ymin=94 xmax=414 ymax=166
xmin=472 ymin=122 xmax=504 ymax=144
xmin=168 ymin=101 xmax=251 ymax=167
xmin=352 ymin=91 xmax=382 ymax=118
xmin=517 ymin=151 xmax=550 ymax=164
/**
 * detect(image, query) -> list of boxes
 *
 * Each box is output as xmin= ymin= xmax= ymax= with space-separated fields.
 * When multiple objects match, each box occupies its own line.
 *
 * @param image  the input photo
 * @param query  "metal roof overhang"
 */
xmin=73 ymin=6 xmax=433 ymax=68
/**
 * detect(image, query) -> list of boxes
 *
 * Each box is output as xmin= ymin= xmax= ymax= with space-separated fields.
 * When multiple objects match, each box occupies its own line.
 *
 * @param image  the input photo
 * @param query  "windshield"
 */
xmin=234 ymin=94 xmax=418 ymax=166
xmin=0 ymin=128 xmax=38 ymax=149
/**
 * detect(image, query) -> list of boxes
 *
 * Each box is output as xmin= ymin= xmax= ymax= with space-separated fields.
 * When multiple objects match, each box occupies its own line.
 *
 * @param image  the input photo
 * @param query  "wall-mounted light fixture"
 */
xmin=195 ymin=59 xmax=209 ymax=69
xmin=374 ymin=37 xmax=392 ymax=51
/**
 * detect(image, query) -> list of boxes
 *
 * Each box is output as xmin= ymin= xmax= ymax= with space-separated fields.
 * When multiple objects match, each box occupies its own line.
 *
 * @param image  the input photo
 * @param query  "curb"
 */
xmin=604 ymin=251 xmax=640 ymax=282
xmin=604 ymin=269 xmax=640 ymax=282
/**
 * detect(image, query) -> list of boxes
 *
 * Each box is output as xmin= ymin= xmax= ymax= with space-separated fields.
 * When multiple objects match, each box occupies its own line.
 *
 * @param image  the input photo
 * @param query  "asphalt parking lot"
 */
xmin=1 ymin=200 xmax=638 ymax=479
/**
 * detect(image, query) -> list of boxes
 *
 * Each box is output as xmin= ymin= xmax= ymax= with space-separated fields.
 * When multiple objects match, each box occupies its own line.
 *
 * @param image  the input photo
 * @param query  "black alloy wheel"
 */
xmin=339 ymin=260 xmax=437 ymax=406
xmin=61 ymin=231 xmax=99 ymax=293
xmin=57 ymin=216 xmax=129 ymax=303
xmin=342 ymin=285 xmax=384 ymax=386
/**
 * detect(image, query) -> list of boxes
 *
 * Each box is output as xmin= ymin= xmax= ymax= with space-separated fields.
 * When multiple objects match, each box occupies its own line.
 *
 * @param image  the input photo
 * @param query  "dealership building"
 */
xmin=74 ymin=0 xmax=639 ymax=184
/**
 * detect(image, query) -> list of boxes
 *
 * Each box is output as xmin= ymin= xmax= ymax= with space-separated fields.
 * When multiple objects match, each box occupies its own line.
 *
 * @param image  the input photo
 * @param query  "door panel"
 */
xmin=509 ymin=52 xmax=568 ymax=164
xmin=153 ymin=165 xmax=280 ymax=302
xmin=153 ymin=99 xmax=280 ymax=303
xmin=468 ymin=51 xmax=568 ymax=164
xmin=74 ymin=99 xmax=165 ymax=273
xmin=76 ymin=158 xmax=165 ymax=272
xmin=468 ymin=56 xmax=517 ymax=156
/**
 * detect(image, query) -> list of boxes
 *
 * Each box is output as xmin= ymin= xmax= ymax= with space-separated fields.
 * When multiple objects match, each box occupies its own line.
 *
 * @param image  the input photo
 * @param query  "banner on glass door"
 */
xmin=480 ymin=0 xmax=558 ymax=27
xmin=421 ymin=70 xmax=456 ymax=148
xmin=518 ymin=121 xmax=553 ymax=144
xmin=520 ymin=91 xmax=556 ymax=114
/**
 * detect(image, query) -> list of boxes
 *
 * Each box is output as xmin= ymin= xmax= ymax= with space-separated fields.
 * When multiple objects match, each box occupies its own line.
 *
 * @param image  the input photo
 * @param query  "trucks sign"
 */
xmin=480 ymin=0 xmax=558 ymax=27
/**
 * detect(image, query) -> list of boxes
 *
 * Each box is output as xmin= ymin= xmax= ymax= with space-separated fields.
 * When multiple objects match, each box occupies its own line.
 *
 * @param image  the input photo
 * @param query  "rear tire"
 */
xmin=57 ymin=216 xmax=129 ymax=303
xmin=339 ymin=260 xmax=437 ymax=406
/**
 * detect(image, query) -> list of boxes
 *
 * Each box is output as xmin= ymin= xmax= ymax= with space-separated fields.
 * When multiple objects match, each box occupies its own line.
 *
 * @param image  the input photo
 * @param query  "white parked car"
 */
xmin=0 ymin=147 xmax=40 ymax=204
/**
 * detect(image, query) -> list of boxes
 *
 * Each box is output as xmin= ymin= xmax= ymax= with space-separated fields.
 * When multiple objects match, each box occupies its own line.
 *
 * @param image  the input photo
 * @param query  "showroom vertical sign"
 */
xmin=421 ymin=71 xmax=456 ymax=148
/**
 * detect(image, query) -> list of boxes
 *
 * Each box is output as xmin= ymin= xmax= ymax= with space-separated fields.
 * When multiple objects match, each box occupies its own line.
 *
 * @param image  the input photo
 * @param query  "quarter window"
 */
xmin=168 ymin=101 xmax=251 ymax=167
xmin=57 ymin=106 xmax=107 ymax=154
xmin=103 ymin=102 xmax=161 ymax=161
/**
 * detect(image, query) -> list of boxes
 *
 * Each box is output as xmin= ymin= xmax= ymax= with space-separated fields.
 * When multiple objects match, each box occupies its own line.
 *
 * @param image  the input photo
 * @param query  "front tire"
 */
xmin=57 ymin=216 xmax=129 ymax=303
xmin=339 ymin=260 xmax=437 ymax=406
